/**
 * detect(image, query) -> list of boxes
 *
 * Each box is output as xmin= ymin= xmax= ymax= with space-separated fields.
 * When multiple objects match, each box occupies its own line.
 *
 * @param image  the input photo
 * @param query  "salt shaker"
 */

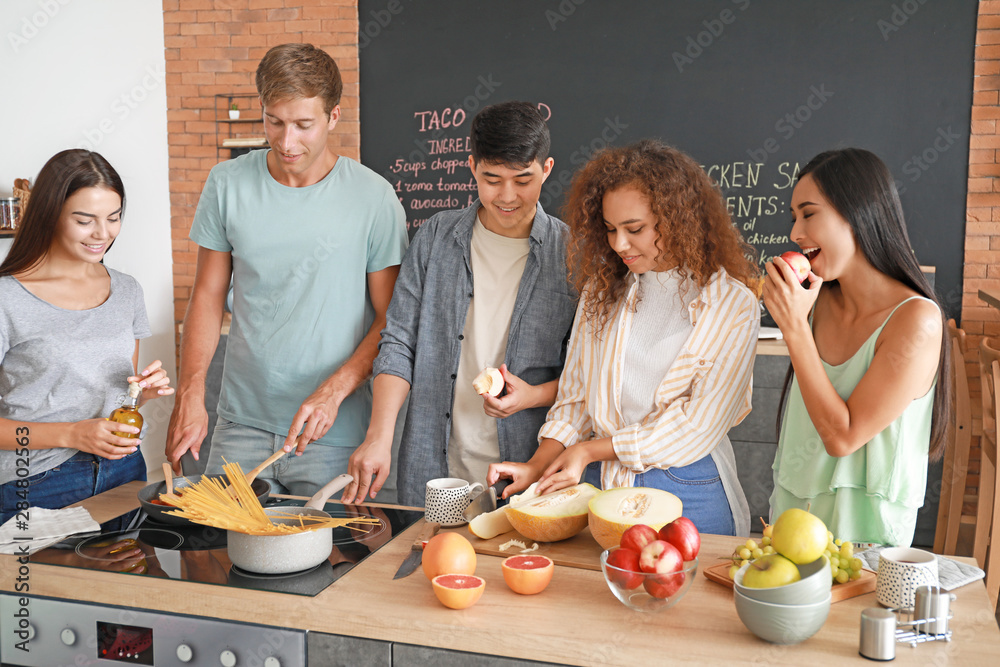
xmin=860 ymin=607 xmax=896 ymax=661
xmin=913 ymin=584 xmax=955 ymax=636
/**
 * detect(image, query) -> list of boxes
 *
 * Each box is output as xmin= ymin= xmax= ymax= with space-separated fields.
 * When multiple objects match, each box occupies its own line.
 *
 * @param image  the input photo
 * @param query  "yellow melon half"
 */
xmin=588 ymin=487 xmax=683 ymax=550
xmin=505 ymin=483 xmax=599 ymax=542
xmin=468 ymin=483 xmax=540 ymax=540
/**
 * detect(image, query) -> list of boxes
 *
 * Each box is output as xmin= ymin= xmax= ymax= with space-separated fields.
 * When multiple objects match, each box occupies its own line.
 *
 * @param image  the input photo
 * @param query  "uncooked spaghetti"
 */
xmin=159 ymin=462 xmax=380 ymax=536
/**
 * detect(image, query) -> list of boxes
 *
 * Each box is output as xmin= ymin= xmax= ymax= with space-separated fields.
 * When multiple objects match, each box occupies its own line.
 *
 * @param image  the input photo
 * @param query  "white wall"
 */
xmin=0 ymin=1 xmax=175 ymax=476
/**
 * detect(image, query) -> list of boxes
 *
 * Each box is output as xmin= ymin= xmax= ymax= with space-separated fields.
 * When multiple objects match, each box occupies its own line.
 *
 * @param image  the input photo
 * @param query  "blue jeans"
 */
xmin=584 ymin=455 xmax=736 ymax=536
xmin=206 ymin=417 xmax=353 ymax=497
xmin=0 ymin=449 xmax=146 ymax=532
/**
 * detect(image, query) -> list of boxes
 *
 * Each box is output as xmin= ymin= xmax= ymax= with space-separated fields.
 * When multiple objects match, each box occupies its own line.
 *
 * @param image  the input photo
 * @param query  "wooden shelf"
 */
xmin=216 ymin=93 xmax=263 ymax=161
xmin=0 ymin=229 xmax=15 ymax=237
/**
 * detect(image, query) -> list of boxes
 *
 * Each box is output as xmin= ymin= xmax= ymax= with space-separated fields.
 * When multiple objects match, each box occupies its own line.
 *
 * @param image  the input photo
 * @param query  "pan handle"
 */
xmin=304 ymin=474 xmax=355 ymax=510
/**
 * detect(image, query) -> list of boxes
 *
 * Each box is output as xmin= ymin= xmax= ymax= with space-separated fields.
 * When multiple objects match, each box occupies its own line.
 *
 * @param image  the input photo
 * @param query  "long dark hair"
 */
xmin=777 ymin=148 xmax=951 ymax=461
xmin=0 ymin=149 xmax=125 ymax=276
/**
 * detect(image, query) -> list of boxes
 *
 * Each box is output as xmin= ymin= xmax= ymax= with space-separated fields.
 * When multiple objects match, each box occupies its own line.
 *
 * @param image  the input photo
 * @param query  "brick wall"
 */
xmin=162 ymin=0 xmax=359 ymax=338
xmin=961 ymin=2 xmax=1000 ymax=517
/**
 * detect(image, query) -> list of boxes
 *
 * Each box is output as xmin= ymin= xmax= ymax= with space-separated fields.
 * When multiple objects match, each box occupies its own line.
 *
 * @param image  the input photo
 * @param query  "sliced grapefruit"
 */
xmin=501 ymin=554 xmax=554 ymax=595
xmin=422 ymin=532 xmax=477 ymax=580
xmin=431 ymin=574 xmax=486 ymax=609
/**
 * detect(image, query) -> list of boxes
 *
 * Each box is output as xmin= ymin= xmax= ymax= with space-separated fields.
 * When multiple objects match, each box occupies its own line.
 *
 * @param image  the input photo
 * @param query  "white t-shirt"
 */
xmin=448 ymin=214 xmax=530 ymax=485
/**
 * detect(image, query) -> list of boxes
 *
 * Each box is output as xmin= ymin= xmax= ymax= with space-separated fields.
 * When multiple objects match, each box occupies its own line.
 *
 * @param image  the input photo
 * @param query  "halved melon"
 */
xmin=588 ymin=487 xmax=683 ymax=550
xmin=468 ymin=483 xmax=540 ymax=540
xmin=505 ymin=483 xmax=599 ymax=542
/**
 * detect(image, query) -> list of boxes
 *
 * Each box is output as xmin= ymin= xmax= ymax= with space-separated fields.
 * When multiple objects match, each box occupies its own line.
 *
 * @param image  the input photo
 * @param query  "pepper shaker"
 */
xmin=859 ymin=607 xmax=896 ymax=661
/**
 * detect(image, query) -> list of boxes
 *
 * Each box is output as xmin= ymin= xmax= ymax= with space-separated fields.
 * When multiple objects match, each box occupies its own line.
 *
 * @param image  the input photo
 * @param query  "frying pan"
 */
xmin=226 ymin=474 xmax=354 ymax=575
xmin=137 ymin=474 xmax=270 ymax=526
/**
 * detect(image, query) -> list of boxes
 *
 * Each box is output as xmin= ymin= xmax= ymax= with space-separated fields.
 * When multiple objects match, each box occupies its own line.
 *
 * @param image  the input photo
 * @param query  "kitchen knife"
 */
xmin=392 ymin=521 xmax=441 ymax=579
xmin=462 ymin=479 xmax=512 ymax=523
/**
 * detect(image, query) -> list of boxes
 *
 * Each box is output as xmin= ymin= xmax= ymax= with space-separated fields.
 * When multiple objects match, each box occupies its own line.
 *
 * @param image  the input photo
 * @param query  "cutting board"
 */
xmin=703 ymin=561 xmax=877 ymax=602
xmin=455 ymin=526 xmax=606 ymax=571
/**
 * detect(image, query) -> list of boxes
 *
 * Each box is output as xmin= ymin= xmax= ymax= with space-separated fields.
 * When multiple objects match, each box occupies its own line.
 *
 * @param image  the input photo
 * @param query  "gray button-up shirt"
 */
xmin=373 ymin=200 xmax=577 ymax=507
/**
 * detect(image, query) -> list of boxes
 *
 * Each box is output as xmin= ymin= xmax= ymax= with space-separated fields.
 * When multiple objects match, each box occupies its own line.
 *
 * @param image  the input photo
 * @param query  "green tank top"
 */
xmin=770 ymin=296 xmax=936 ymax=547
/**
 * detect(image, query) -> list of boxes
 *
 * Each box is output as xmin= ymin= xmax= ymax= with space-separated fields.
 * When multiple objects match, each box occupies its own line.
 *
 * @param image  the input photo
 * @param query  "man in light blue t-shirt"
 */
xmin=166 ymin=44 xmax=408 ymax=496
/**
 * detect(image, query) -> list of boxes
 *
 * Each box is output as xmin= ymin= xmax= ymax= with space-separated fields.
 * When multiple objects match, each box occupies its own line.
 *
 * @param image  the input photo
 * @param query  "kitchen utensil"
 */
xmin=226 ymin=474 xmax=353 ymax=575
xmin=461 ymin=479 xmax=511 ymax=523
xmin=733 ymin=587 xmax=831 ymax=645
xmin=425 ymin=478 xmax=484 ymax=526
xmin=733 ymin=556 xmax=831 ymax=605
xmin=225 ymin=449 xmax=286 ymax=498
xmin=138 ymin=475 xmax=270 ymax=526
xmin=859 ymin=607 xmax=896 ymax=660
xmin=161 ymin=462 xmax=176 ymax=497
xmin=599 ymin=548 xmax=698 ymax=613
xmin=876 ymin=547 xmax=939 ymax=609
xmin=392 ymin=521 xmax=441 ymax=579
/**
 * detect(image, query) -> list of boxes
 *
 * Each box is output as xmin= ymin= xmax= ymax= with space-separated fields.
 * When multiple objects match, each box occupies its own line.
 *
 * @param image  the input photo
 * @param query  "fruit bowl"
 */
xmin=734 ymin=555 xmax=831 ymax=605
xmin=734 ymin=587 xmax=831 ymax=645
xmin=599 ymin=548 xmax=697 ymax=612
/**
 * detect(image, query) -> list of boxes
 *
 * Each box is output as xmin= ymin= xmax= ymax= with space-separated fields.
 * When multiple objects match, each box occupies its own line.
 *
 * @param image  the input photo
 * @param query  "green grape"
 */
xmin=835 ymin=569 xmax=850 ymax=584
xmin=827 ymin=530 xmax=834 ymax=542
xmin=740 ymin=559 xmax=750 ymax=568
xmin=850 ymin=557 xmax=864 ymax=572
xmin=827 ymin=541 xmax=838 ymax=554
xmin=760 ymin=536 xmax=772 ymax=547
xmin=762 ymin=524 xmax=774 ymax=539
xmin=729 ymin=564 xmax=740 ymax=580
xmin=739 ymin=548 xmax=752 ymax=560
xmin=762 ymin=546 xmax=775 ymax=555
xmin=849 ymin=569 xmax=862 ymax=581
xmin=839 ymin=542 xmax=854 ymax=559
xmin=745 ymin=539 xmax=758 ymax=551
xmin=834 ymin=538 xmax=843 ymax=547
xmin=751 ymin=548 xmax=764 ymax=559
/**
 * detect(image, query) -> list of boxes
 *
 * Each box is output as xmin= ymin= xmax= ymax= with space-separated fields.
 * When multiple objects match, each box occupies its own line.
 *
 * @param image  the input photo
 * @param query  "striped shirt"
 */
xmin=538 ymin=267 xmax=760 ymax=490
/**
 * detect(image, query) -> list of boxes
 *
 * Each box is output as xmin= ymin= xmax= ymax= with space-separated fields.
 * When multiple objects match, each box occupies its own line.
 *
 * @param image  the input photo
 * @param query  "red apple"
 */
xmin=638 ymin=540 xmax=683 ymax=575
xmin=658 ymin=517 xmax=700 ymax=561
xmin=605 ymin=547 xmax=644 ymax=590
xmin=779 ymin=251 xmax=811 ymax=283
xmin=619 ymin=524 xmax=659 ymax=554
xmin=643 ymin=570 xmax=686 ymax=599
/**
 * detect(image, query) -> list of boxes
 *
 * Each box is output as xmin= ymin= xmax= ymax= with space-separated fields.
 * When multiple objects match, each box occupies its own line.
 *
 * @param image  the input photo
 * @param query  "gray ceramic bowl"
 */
xmin=734 ymin=555 xmax=831 ymax=605
xmin=734 ymin=587 xmax=831 ymax=645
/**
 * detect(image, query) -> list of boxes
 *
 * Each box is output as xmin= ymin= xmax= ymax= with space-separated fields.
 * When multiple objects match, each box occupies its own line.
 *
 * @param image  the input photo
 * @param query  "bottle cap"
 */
xmin=127 ymin=381 xmax=142 ymax=398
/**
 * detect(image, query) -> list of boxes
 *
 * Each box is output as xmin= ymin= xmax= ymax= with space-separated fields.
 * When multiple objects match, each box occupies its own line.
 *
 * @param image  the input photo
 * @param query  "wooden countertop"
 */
xmin=3 ymin=482 xmax=997 ymax=665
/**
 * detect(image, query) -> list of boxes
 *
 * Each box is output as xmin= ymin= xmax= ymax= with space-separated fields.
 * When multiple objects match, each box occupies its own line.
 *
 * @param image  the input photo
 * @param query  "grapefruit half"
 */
xmin=431 ymin=574 xmax=486 ymax=609
xmin=501 ymin=554 xmax=554 ymax=595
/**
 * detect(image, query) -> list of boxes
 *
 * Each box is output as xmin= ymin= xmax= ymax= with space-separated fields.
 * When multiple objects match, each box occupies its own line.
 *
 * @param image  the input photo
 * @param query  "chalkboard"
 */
xmin=359 ymin=0 xmax=976 ymax=320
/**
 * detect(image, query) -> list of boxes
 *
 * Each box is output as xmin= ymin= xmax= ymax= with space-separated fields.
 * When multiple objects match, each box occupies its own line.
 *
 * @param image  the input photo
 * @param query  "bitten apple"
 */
xmin=620 ymin=524 xmax=659 ymax=554
xmin=472 ymin=367 xmax=504 ymax=397
xmin=779 ymin=251 xmax=811 ymax=283
xmin=658 ymin=517 xmax=700 ymax=561
xmin=638 ymin=540 xmax=683 ymax=575
xmin=605 ymin=547 xmax=644 ymax=590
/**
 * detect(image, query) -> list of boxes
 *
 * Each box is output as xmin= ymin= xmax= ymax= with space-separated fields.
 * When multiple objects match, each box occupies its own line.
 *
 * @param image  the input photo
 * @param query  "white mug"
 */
xmin=425 ymin=478 xmax=484 ymax=526
xmin=876 ymin=547 xmax=939 ymax=609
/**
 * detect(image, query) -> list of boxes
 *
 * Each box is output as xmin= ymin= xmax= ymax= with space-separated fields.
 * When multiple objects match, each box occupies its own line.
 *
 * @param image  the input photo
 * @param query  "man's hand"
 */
xmin=283 ymin=385 xmax=342 ymax=455
xmin=165 ymin=395 xmax=209 ymax=474
xmin=482 ymin=364 xmax=539 ymax=418
xmin=342 ymin=435 xmax=393 ymax=503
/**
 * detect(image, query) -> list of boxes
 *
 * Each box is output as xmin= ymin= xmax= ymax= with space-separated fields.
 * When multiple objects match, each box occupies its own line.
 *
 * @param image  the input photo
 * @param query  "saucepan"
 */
xmin=137 ymin=474 xmax=271 ymax=526
xmin=226 ymin=474 xmax=354 ymax=575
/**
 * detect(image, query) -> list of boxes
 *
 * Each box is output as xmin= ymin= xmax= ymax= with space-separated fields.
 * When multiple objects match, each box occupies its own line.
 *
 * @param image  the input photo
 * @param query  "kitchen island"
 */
xmin=2 ymin=482 xmax=998 ymax=666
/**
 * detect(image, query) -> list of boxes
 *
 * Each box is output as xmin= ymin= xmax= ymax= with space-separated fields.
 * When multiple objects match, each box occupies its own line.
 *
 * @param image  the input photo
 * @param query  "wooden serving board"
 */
xmin=454 ymin=525 xmax=606 ymax=571
xmin=703 ymin=561 xmax=877 ymax=602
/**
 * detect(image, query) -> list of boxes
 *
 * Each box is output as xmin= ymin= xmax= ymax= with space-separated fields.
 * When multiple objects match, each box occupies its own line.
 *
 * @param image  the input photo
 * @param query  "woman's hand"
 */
xmin=482 ymin=364 xmax=537 ymax=418
xmin=534 ymin=444 xmax=594 ymax=496
xmin=130 ymin=360 xmax=174 ymax=406
xmin=487 ymin=460 xmax=542 ymax=499
xmin=762 ymin=256 xmax=822 ymax=334
xmin=68 ymin=419 xmax=139 ymax=459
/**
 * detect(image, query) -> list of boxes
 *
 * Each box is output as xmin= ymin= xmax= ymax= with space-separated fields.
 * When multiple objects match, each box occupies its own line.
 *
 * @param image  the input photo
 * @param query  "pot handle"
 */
xmin=305 ymin=474 xmax=355 ymax=510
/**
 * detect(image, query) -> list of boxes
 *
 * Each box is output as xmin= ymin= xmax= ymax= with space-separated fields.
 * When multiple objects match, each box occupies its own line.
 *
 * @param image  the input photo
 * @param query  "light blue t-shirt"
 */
xmin=190 ymin=150 xmax=408 ymax=447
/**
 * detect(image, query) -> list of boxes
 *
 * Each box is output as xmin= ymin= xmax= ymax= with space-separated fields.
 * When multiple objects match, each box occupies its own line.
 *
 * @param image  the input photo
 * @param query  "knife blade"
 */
xmin=462 ymin=479 xmax=511 ymax=523
xmin=392 ymin=521 xmax=441 ymax=579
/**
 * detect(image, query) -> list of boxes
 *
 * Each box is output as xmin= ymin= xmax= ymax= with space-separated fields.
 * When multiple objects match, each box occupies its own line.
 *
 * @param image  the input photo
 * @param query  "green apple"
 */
xmin=741 ymin=554 xmax=801 ymax=588
xmin=771 ymin=508 xmax=828 ymax=565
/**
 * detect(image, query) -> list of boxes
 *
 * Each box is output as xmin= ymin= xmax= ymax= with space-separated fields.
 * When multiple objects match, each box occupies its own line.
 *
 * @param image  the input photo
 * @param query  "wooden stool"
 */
xmin=974 ymin=337 xmax=1000 ymax=610
xmin=934 ymin=320 xmax=971 ymax=556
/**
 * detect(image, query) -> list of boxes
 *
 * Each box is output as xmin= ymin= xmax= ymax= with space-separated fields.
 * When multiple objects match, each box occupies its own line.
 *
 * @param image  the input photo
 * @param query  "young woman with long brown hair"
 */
xmin=0 ymin=149 xmax=172 ymax=526
xmin=489 ymin=139 xmax=760 ymax=535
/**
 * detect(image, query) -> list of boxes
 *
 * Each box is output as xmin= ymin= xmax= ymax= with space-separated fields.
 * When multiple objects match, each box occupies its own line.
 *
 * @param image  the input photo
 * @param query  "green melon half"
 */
xmin=588 ymin=487 xmax=683 ymax=550
xmin=505 ymin=483 xmax=600 ymax=542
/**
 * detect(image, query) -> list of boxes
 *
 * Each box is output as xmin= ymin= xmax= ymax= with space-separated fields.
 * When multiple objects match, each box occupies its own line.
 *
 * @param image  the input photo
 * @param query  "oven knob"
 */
xmin=264 ymin=658 xmax=281 ymax=667
xmin=220 ymin=649 xmax=237 ymax=667
xmin=176 ymin=643 xmax=194 ymax=663
xmin=60 ymin=628 xmax=76 ymax=646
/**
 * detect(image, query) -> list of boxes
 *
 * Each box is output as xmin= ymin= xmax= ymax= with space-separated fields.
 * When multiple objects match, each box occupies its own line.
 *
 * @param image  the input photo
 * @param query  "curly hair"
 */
xmin=563 ymin=139 xmax=759 ymax=333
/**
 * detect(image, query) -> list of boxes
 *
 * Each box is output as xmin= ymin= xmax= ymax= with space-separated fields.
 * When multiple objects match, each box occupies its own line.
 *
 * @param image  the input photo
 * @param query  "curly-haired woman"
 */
xmin=488 ymin=139 xmax=760 ymax=535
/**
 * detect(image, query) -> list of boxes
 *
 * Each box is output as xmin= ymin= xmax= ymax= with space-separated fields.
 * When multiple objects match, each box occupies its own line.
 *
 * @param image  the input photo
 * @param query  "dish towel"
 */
xmin=0 ymin=507 xmax=100 ymax=555
xmin=857 ymin=546 xmax=986 ymax=592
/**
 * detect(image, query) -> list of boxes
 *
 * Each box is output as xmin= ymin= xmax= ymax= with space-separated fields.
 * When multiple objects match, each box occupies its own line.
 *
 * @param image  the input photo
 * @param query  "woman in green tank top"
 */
xmin=761 ymin=148 xmax=951 ymax=547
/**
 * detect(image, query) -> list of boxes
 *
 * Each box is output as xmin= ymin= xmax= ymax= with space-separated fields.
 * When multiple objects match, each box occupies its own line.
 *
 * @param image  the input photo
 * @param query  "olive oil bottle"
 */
xmin=109 ymin=382 xmax=143 ymax=439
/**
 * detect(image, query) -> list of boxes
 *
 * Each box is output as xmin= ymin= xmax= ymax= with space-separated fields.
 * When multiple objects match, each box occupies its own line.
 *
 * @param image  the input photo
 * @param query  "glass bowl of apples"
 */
xmin=600 ymin=547 xmax=698 ymax=612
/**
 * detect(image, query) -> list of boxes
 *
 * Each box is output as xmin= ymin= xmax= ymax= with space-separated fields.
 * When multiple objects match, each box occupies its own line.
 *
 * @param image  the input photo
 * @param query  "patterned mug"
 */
xmin=424 ymin=478 xmax=485 ymax=526
xmin=875 ymin=547 xmax=939 ymax=609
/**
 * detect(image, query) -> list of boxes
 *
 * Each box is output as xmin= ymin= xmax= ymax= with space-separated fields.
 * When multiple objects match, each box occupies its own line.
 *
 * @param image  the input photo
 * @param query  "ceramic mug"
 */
xmin=425 ymin=478 xmax=484 ymax=526
xmin=875 ymin=547 xmax=939 ymax=609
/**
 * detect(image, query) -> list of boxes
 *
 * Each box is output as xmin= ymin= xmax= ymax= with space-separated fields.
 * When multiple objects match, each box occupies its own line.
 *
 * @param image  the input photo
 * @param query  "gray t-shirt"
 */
xmin=0 ymin=268 xmax=151 ymax=483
